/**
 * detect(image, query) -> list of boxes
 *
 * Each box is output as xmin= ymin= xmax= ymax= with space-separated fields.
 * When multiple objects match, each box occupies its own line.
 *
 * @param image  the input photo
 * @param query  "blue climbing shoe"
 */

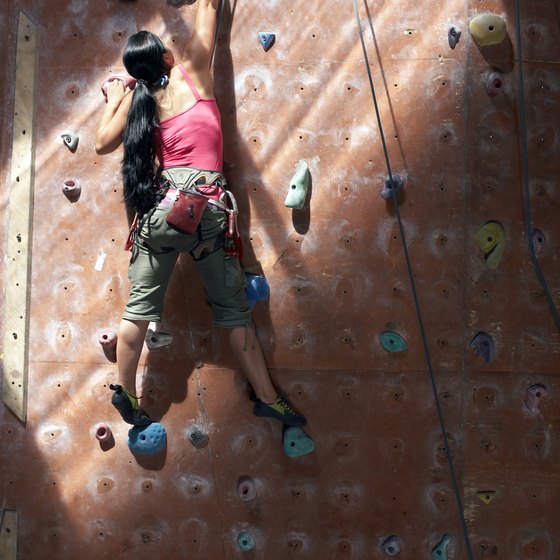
xmin=109 ymin=384 xmax=151 ymax=427
xmin=253 ymin=395 xmax=307 ymax=427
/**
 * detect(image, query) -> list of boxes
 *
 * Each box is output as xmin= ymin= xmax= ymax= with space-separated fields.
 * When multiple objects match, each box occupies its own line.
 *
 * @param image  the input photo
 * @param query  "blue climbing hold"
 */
xmin=380 ymin=331 xmax=408 ymax=353
xmin=258 ymin=32 xmax=276 ymax=52
xmin=283 ymin=426 xmax=315 ymax=458
xmin=128 ymin=422 xmax=167 ymax=454
xmin=245 ymin=272 xmax=270 ymax=309
xmin=381 ymin=535 xmax=401 ymax=556
xmin=237 ymin=530 xmax=256 ymax=551
xmin=432 ymin=534 xmax=451 ymax=560
xmin=470 ymin=332 xmax=494 ymax=363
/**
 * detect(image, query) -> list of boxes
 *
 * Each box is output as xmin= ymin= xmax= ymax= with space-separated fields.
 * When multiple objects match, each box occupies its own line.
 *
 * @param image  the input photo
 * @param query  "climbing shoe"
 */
xmin=109 ymin=384 xmax=152 ymax=427
xmin=253 ymin=395 xmax=307 ymax=427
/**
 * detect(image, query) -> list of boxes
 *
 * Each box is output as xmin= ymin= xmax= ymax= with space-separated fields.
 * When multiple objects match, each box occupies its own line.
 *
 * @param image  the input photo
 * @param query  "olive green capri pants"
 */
xmin=123 ymin=200 xmax=251 ymax=328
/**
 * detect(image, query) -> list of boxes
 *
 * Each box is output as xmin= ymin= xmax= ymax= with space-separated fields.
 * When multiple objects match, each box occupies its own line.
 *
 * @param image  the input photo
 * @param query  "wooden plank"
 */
xmin=2 ymin=12 xmax=38 ymax=422
xmin=0 ymin=510 xmax=18 ymax=560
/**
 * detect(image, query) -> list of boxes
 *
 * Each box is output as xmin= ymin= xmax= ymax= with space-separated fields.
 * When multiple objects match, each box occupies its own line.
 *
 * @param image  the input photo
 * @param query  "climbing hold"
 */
xmin=237 ymin=530 xmax=256 ymax=551
xmin=283 ymin=426 xmax=315 ymax=458
xmin=381 ymin=535 xmax=401 ymax=556
xmin=432 ymin=534 xmax=451 ymax=559
xmin=61 ymin=132 xmax=79 ymax=152
xmin=62 ymin=178 xmax=81 ymax=203
xmin=448 ymin=27 xmax=461 ymax=49
xmin=245 ymin=272 xmax=270 ymax=309
xmin=469 ymin=14 xmax=507 ymax=47
xmin=524 ymin=383 xmax=547 ymax=414
xmin=187 ymin=425 xmax=209 ymax=448
xmin=237 ymin=476 xmax=257 ymax=501
xmin=94 ymin=423 xmax=112 ymax=443
xmin=476 ymin=490 xmax=496 ymax=504
xmin=381 ymin=173 xmax=404 ymax=200
xmin=469 ymin=332 xmax=495 ymax=363
xmin=257 ymin=32 xmax=276 ymax=52
xmin=99 ymin=330 xmax=117 ymax=363
xmin=285 ymin=160 xmax=310 ymax=209
xmin=474 ymin=221 xmax=506 ymax=269
xmin=379 ymin=331 xmax=408 ymax=353
xmin=100 ymin=74 xmax=136 ymax=100
xmin=531 ymin=228 xmax=546 ymax=256
xmin=128 ymin=422 xmax=167 ymax=454
xmin=145 ymin=328 xmax=173 ymax=349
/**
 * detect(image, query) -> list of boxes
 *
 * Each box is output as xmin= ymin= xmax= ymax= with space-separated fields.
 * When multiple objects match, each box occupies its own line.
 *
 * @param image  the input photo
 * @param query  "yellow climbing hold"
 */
xmin=469 ymin=14 xmax=507 ymax=47
xmin=475 ymin=221 xmax=506 ymax=270
xmin=476 ymin=490 xmax=497 ymax=504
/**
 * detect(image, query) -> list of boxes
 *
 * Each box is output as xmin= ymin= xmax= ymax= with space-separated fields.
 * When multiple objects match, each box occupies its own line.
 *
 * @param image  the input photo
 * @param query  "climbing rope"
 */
xmin=351 ymin=1 xmax=474 ymax=558
xmin=209 ymin=0 xmax=226 ymax=69
xmin=513 ymin=0 xmax=560 ymax=330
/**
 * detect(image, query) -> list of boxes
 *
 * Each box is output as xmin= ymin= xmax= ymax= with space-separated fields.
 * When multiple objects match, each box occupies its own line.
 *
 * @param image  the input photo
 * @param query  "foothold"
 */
xmin=100 ymin=74 xmax=137 ymax=100
xmin=61 ymin=132 xmax=79 ymax=152
xmin=379 ymin=331 xmax=408 ymax=353
xmin=381 ymin=535 xmax=401 ymax=556
xmin=524 ymin=383 xmax=547 ymax=414
xmin=145 ymin=328 xmax=173 ymax=349
xmin=62 ymin=178 xmax=81 ymax=203
xmin=95 ymin=423 xmax=112 ymax=442
xmin=432 ymin=534 xmax=451 ymax=559
xmin=531 ymin=228 xmax=546 ymax=256
xmin=470 ymin=332 xmax=495 ymax=363
xmin=237 ymin=530 xmax=256 ymax=551
xmin=474 ymin=221 xmax=506 ymax=269
xmin=486 ymin=72 xmax=504 ymax=96
xmin=469 ymin=13 xmax=507 ymax=47
xmin=476 ymin=490 xmax=496 ymax=504
xmin=448 ymin=27 xmax=461 ymax=49
xmin=128 ymin=422 xmax=167 ymax=455
xmin=245 ymin=272 xmax=270 ymax=309
xmin=285 ymin=160 xmax=310 ymax=209
xmin=381 ymin=173 xmax=404 ymax=200
xmin=283 ymin=426 xmax=315 ymax=458
xmin=237 ymin=476 xmax=257 ymax=501
xmin=257 ymin=32 xmax=276 ymax=52
xmin=187 ymin=425 xmax=209 ymax=448
xmin=99 ymin=330 xmax=117 ymax=363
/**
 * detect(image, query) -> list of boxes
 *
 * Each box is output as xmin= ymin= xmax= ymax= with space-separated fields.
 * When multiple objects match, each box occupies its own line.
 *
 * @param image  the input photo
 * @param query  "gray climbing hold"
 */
xmin=486 ymin=72 xmax=504 ymax=96
xmin=285 ymin=160 xmax=310 ymax=209
xmin=237 ymin=530 xmax=256 ymax=551
xmin=187 ymin=425 xmax=209 ymax=448
xmin=525 ymin=383 xmax=547 ymax=414
xmin=283 ymin=426 xmax=315 ymax=458
xmin=381 ymin=535 xmax=401 ymax=556
xmin=432 ymin=534 xmax=451 ymax=560
xmin=448 ymin=27 xmax=461 ymax=49
xmin=258 ymin=32 xmax=276 ymax=52
xmin=470 ymin=332 xmax=494 ymax=363
xmin=381 ymin=173 xmax=404 ymax=200
xmin=61 ymin=132 xmax=79 ymax=152
xmin=128 ymin=422 xmax=167 ymax=455
xmin=145 ymin=328 xmax=173 ymax=349
xmin=532 ymin=228 xmax=546 ymax=256
xmin=62 ymin=178 xmax=81 ymax=203
xmin=237 ymin=476 xmax=257 ymax=501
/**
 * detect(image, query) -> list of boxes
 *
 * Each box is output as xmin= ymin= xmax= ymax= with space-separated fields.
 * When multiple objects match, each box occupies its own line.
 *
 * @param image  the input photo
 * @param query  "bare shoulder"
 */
xmin=176 ymin=60 xmax=214 ymax=98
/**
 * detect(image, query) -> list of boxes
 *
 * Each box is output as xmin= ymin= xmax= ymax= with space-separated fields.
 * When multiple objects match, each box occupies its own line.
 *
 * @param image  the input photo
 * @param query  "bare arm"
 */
xmin=183 ymin=0 xmax=220 ymax=73
xmin=95 ymin=80 xmax=133 ymax=155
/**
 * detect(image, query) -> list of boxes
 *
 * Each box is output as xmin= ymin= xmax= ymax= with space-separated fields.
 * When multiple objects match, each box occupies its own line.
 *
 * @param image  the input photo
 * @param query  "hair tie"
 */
xmin=136 ymin=78 xmax=148 ymax=87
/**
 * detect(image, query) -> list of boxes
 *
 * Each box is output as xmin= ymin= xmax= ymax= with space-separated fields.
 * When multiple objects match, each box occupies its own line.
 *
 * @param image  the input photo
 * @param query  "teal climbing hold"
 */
xmin=432 ymin=534 xmax=451 ymax=560
xmin=379 ymin=331 xmax=407 ymax=353
xmin=128 ymin=422 xmax=167 ymax=454
xmin=285 ymin=160 xmax=310 ymax=209
xmin=237 ymin=530 xmax=256 ymax=551
xmin=258 ymin=32 xmax=275 ymax=52
xmin=283 ymin=426 xmax=315 ymax=458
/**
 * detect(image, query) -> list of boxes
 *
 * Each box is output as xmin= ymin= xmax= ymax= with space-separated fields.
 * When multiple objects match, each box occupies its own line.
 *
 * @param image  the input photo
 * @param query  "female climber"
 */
xmin=94 ymin=0 xmax=306 ymax=430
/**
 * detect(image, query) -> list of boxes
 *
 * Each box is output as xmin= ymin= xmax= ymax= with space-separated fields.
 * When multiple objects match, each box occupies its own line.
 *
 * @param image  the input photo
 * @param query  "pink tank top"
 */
xmin=155 ymin=64 xmax=223 ymax=171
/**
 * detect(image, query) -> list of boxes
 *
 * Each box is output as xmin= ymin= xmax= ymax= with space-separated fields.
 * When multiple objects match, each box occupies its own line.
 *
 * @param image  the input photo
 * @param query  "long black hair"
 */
xmin=121 ymin=31 xmax=169 ymax=215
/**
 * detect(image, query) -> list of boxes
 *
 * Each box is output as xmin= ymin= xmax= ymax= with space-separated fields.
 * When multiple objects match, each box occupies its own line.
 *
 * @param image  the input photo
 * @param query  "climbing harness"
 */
xmin=352 ymin=1 xmax=474 ymax=558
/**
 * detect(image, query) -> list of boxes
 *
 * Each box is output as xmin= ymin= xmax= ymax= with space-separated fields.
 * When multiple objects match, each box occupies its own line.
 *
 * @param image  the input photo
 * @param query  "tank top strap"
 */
xmin=177 ymin=63 xmax=201 ymax=101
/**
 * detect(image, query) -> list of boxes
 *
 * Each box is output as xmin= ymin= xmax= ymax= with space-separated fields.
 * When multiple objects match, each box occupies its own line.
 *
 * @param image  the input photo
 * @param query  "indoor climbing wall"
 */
xmin=1 ymin=0 xmax=559 ymax=558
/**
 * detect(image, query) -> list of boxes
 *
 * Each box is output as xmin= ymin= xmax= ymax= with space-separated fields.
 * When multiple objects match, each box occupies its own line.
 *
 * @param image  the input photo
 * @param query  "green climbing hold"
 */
xmin=469 ymin=13 xmax=507 ymax=47
xmin=379 ymin=331 xmax=408 ymax=353
xmin=283 ymin=426 xmax=315 ymax=458
xmin=475 ymin=221 xmax=505 ymax=269
xmin=432 ymin=534 xmax=451 ymax=560
xmin=285 ymin=160 xmax=310 ymax=209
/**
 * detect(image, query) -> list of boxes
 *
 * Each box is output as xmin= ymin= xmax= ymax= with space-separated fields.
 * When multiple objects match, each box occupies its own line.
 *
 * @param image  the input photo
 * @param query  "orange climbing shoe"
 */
xmin=109 ymin=384 xmax=152 ymax=427
xmin=253 ymin=395 xmax=307 ymax=427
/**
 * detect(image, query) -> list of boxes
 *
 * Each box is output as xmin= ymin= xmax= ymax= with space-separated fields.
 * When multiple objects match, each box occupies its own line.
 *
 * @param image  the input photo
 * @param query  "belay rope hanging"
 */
xmin=351 ymin=1 xmax=474 ymax=558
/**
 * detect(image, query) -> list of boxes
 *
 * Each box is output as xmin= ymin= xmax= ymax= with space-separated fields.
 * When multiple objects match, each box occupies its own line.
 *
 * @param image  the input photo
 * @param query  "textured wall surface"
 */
xmin=1 ymin=0 xmax=560 ymax=558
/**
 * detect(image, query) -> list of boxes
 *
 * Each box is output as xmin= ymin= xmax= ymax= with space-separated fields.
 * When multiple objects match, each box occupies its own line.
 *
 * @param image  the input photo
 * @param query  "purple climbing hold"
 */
xmin=237 ymin=475 xmax=257 ymax=501
xmin=524 ymin=383 xmax=547 ymax=414
xmin=381 ymin=173 xmax=404 ymax=200
xmin=470 ymin=332 xmax=495 ymax=363
xmin=381 ymin=535 xmax=401 ymax=556
xmin=486 ymin=72 xmax=504 ymax=97
xmin=531 ymin=228 xmax=546 ymax=256
xmin=62 ymin=179 xmax=81 ymax=203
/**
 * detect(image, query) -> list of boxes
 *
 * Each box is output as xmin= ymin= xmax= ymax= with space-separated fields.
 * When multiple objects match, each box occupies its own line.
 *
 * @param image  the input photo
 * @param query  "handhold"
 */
xmin=432 ymin=534 xmax=451 ymax=559
xmin=100 ymin=74 xmax=137 ymax=100
xmin=469 ymin=14 xmax=507 ymax=47
xmin=469 ymin=332 xmax=495 ymax=363
xmin=448 ymin=27 xmax=461 ymax=49
xmin=187 ymin=425 xmax=209 ymax=448
xmin=62 ymin=178 xmax=81 ymax=203
xmin=381 ymin=173 xmax=404 ymax=200
xmin=99 ymin=330 xmax=117 ymax=363
xmin=531 ymin=228 xmax=546 ymax=256
xmin=381 ymin=535 xmax=401 ymax=556
xmin=237 ymin=530 xmax=256 ymax=551
xmin=476 ymin=490 xmax=496 ymax=504
xmin=283 ymin=426 xmax=315 ymax=458
xmin=237 ymin=476 xmax=257 ymax=501
xmin=379 ymin=331 xmax=408 ymax=353
xmin=95 ymin=423 xmax=112 ymax=442
xmin=524 ymin=383 xmax=547 ymax=413
xmin=145 ymin=328 xmax=173 ymax=349
xmin=61 ymin=132 xmax=79 ymax=152
xmin=128 ymin=422 xmax=167 ymax=454
xmin=285 ymin=160 xmax=310 ymax=209
xmin=245 ymin=272 xmax=270 ymax=309
xmin=257 ymin=32 xmax=276 ymax=52
xmin=486 ymin=72 xmax=504 ymax=96
xmin=474 ymin=221 xmax=506 ymax=269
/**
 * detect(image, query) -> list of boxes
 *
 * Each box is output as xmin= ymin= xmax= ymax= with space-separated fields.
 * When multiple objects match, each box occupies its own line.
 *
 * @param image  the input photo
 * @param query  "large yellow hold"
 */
xmin=469 ymin=13 xmax=507 ymax=47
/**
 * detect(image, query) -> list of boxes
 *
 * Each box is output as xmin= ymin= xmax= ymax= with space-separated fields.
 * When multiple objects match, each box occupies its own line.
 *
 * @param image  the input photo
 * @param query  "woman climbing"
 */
xmin=94 ymin=0 xmax=306 ymax=430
